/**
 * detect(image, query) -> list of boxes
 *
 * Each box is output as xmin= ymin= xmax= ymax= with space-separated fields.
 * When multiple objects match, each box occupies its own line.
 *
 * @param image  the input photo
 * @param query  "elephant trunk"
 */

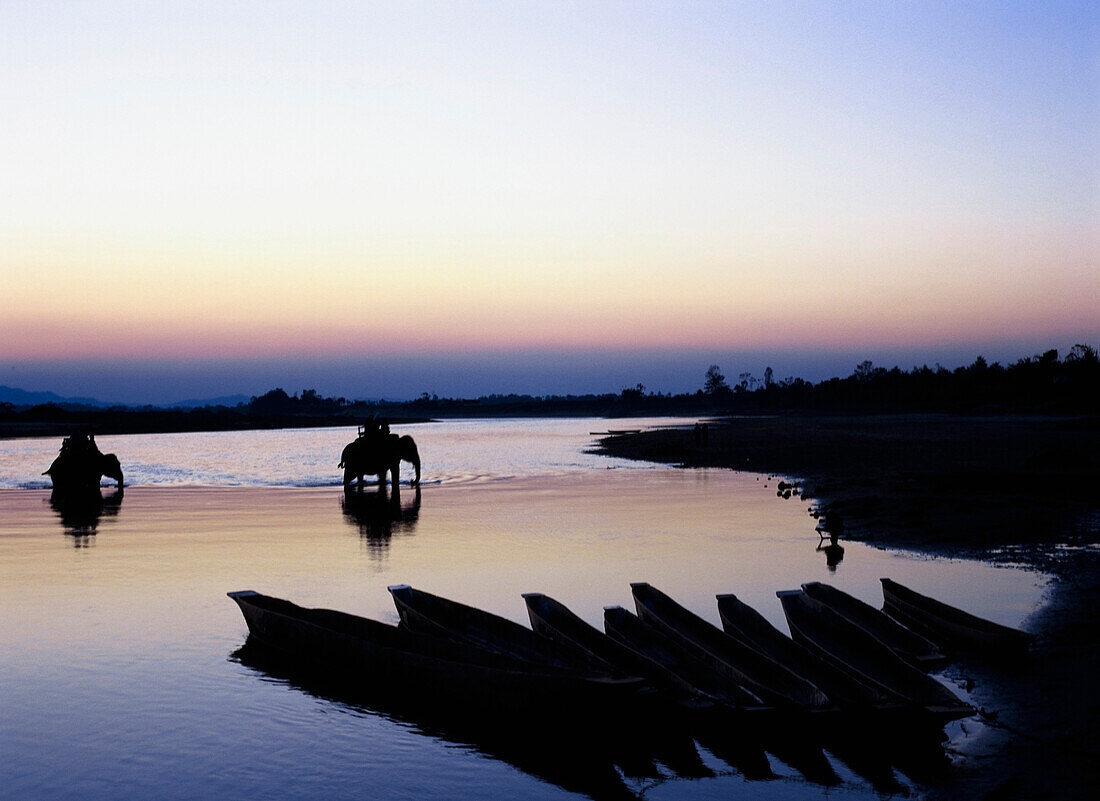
xmin=101 ymin=454 xmax=124 ymax=489
xmin=401 ymin=438 xmax=421 ymax=487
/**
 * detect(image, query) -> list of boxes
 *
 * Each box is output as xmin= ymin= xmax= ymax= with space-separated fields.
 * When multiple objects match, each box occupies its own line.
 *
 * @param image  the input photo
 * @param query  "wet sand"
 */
xmin=597 ymin=414 xmax=1100 ymax=800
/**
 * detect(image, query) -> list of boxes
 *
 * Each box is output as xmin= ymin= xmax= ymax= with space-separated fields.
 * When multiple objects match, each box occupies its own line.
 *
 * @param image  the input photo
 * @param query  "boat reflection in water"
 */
xmin=229 ymin=588 xmax=954 ymax=799
xmin=340 ymin=485 xmax=421 ymax=548
xmin=232 ymin=636 xmax=677 ymax=801
xmin=48 ymin=486 xmax=123 ymax=541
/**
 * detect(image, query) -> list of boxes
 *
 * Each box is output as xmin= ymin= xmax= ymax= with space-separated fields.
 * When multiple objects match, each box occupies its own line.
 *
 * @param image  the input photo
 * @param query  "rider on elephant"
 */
xmin=43 ymin=432 xmax=124 ymax=492
xmin=340 ymin=419 xmax=421 ymax=490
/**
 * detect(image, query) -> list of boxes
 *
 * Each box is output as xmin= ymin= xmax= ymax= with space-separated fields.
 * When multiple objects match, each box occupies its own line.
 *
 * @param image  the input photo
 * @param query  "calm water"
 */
xmin=0 ymin=419 xmax=1048 ymax=800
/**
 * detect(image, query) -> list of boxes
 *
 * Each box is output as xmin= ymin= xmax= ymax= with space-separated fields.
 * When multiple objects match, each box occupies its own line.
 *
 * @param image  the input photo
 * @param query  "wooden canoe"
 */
xmin=387 ymin=584 xmax=630 ymax=676
xmin=523 ymin=592 xmax=710 ymax=704
xmin=630 ymin=582 xmax=831 ymax=710
xmin=880 ymin=578 xmax=1035 ymax=654
xmin=229 ymin=603 xmax=691 ymax=798
xmin=715 ymin=593 xmax=892 ymax=709
xmin=227 ymin=590 xmax=639 ymax=710
xmin=778 ymin=589 xmax=972 ymax=722
xmin=801 ymin=582 xmax=946 ymax=668
xmin=603 ymin=604 xmax=765 ymax=710
xmin=604 ymin=606 xmax=852 ymax=783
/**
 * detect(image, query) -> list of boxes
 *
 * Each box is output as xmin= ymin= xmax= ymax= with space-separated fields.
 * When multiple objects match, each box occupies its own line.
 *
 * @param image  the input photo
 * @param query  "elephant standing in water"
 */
xmin=339 ymin=427 xmax=421 ymax=490
xmin=43 ymin=433 xmax=124 ymax=492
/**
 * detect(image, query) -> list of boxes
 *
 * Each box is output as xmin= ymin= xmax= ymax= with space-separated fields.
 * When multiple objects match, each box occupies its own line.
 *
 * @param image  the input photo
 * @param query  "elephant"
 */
xmin=43 ymin=433 xmax=124 ymax=493
xmin=339 ymin=431 xmax=421 ymax=489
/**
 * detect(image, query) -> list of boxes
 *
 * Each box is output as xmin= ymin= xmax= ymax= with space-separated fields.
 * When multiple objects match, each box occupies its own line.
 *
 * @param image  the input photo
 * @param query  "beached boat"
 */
xmin=715 ymin=593 xmax=892 ymax=709
xmin=602 ymin=604 xmax=766 ymax=710
xmin=388 ymin=584 xmax=628 ymax=676
xmin=630 ymin=583 xmax=831 ymax=710
xmin=227 ymin=590 xmax=640 ymax=710
xmin=778 ymin=589 xmax=972 ymax=722
xmin=801 ymin=582 xmax=946 ymax=668
xmin=880 ymin=578 xmax=1035 ymax=653
xmin=523 ymin=592 xmax=710 ymax=704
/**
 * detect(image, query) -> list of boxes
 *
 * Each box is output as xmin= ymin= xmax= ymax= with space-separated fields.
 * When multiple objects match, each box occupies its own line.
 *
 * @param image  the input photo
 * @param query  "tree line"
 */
xmin=1 ymin=344 xmax=1095 ymax=438
xmin=242 ymin=343 xmax=1098 ymax=417
xmin=696 ymin=344 xmax=1097 ymax=414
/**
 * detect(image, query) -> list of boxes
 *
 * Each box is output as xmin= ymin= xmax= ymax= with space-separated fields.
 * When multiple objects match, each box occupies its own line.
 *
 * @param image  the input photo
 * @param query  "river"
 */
xmin=0 ymin=419 xmax=1047 ymax=800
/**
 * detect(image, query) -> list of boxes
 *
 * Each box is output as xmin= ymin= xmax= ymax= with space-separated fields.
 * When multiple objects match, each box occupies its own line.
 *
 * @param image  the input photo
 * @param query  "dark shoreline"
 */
xmin=595 ymin=414 xmax=1098 ymax=559
xmin=597 ymin=414 xmax=1100 ymax=800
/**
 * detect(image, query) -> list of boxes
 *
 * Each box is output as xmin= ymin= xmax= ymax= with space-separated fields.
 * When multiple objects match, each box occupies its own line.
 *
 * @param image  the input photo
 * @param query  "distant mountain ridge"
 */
xmin=0 ymin=385 xmax=113 ymax=408
xmin=0 ymin=385 xmax=250 ymax=410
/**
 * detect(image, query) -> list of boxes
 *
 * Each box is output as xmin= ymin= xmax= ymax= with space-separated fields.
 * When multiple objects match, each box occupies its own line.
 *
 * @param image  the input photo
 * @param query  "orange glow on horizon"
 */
xmin=4 ymin=285 xmax=1095 ymax=363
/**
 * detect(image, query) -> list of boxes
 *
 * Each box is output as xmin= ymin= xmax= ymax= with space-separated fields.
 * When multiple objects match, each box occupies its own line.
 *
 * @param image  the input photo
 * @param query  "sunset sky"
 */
xmin=2 ymin=1 xmax=1096 ymax=403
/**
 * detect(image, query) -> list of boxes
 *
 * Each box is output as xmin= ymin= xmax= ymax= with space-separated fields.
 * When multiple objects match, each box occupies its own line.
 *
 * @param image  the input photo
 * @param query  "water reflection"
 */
xmin=341 ymin=485 xmax=421 ymax=549
xmin=48 ymin=486 xmax=123 ymax=540
xmin=817 ymin=532 xmax=845 ymax=571
xmin=229 ymin=634 xmax=950 ymax=799
xmin=231 ymin=637 xmax=644 ymax=801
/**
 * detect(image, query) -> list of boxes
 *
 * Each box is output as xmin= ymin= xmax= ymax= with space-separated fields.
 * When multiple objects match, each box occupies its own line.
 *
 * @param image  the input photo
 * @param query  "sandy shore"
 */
xmin=597 ymin=414 xmax=1100 ymax=800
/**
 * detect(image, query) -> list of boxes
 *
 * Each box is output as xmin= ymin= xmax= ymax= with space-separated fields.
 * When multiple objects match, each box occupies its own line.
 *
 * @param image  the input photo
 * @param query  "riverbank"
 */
xmin=596 ymin=414 xmax=1100 ymax=800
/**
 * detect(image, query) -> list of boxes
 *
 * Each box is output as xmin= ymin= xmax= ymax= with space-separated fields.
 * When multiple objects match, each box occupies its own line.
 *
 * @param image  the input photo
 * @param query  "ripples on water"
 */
xmin=0 ymin=417 xmax=677 ymax=489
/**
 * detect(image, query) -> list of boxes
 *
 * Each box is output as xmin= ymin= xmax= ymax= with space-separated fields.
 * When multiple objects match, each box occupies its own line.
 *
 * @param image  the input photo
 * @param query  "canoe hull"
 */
xmin=524 ymin=592 xmax=709 ymax=705
xmin=880 ymin=578 xmax=1034 ymax=654
xmin=388 ymin=584 xmax=614 ymax=672
xmin=778 ymin=589 xmax=972 ymax=723
xmin=802 ymin=582 xmax=946 ymax=668
xmin=603 ymin=604 xmax=766 ymax=710
xmin=716 ymin=593 xmax=891 ymax=709
xmin=229 ymin=590 xmax=638 ymax=711
xmin=631 ymin=582 xmax=831 ymax=710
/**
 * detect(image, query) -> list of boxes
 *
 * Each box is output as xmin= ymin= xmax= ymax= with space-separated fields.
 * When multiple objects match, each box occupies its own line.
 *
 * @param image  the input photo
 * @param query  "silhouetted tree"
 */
xmin=1066 ymin=343 xmax=1098 ymax=364
xmin=249 ymin=388 xmax=293 ymax=414
xmin=704 ymin=365 xmax=729 ymax=395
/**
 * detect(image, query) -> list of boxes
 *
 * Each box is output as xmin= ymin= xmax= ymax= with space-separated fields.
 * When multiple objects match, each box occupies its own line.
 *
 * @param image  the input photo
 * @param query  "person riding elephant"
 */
xmin=43 ymin=433 xmax=124 ymax=492
xmin=339 ymin=421 xmax=421 ymax=489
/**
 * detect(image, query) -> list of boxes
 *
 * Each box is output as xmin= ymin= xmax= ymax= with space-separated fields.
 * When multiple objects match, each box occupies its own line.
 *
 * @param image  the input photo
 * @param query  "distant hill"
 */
xmin=0 ymin=385 xmax=113 ymax=408
xmin=0 ymin=385 xmax=255 ymax=410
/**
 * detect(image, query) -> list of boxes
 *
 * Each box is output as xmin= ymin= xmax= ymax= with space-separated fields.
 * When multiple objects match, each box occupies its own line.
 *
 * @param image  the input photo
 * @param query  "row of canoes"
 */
xmin=230 ymin=578 xmax=1030 ymax=725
